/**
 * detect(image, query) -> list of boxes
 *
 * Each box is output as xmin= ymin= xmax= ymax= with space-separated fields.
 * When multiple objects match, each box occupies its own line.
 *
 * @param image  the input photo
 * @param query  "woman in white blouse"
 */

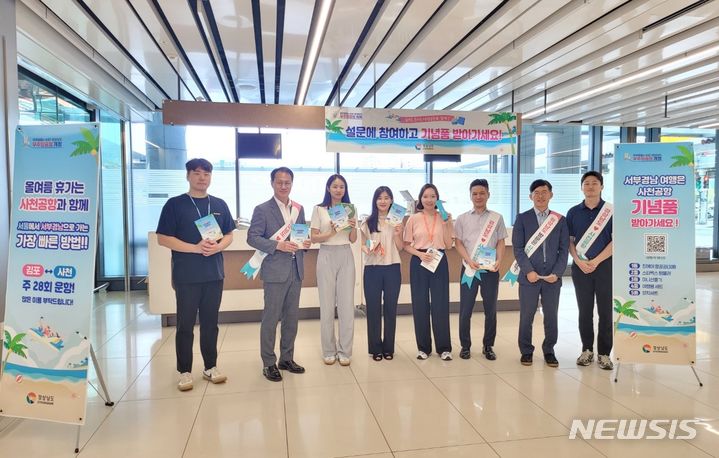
xmin=310 ymin=174 xmax=357 ymax=366
xmin=360 ymin=186 xmax=404 ymax=361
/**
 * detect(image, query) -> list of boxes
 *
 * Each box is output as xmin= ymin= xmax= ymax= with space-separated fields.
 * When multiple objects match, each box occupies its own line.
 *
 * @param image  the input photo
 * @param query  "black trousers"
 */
xmin=459 ymin=268 xmax=499 ymax=350
xmin=409 ymin=254 xmax=451 ymax=354
xmin=174 ymin=280 xmax=223 ymax=373
xmin=571 ymin=258 xmax=613 ymax=355
xmin=363 ymin=264 xmax=401 ymax=355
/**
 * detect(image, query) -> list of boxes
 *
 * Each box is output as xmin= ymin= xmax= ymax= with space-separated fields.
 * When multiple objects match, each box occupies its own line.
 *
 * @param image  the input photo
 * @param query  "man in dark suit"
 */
xmin=247 ymin=167 xmax=311 ymax=382
xmin=512 ymin=179 xmax=569 ymax=368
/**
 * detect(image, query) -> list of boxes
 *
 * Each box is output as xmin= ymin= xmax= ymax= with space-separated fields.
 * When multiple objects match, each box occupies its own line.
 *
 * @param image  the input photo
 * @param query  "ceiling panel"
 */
xmin=156 ymin=0 xmax=228 ymax=102
xmin=212 ymin=0 xmax=262 ymax=103
xmin=305 ymin=0 xmax=374 ymax=106
xmin=15 ymin=0 xmax=719 ymax=128
xmin=341 ymin=0 xmax=443 ymax=108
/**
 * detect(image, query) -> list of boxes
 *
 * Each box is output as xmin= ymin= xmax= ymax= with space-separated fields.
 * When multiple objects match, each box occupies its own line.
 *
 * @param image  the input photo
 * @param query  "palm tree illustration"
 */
xmin=613 ymin=299 xmax=639 ymax=336
xmin=325 ymin=119 xmax=344 ymax=135
xmin=70 ymin=128 xmax=100 ymax=158
xmin=2 ymin=330 xmax=28 ymax=375
xmin=488 ymin=112 xmax=517 ymax=155
xmin=670 ymin=145 xmax=694 ymax=168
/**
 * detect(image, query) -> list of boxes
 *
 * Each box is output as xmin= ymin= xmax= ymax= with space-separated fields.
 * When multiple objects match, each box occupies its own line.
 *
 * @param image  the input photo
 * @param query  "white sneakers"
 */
xmin=324 ymin=355 xmax=337 ymax=365
xmin=178 ymin=367 xmax=227 ymax=391
xmin=338 ymin=356 xmax=351 ymax=366
xmin=177 ymin=372 xmax=193 ymax=391
xmin=203 ymin=366 xmax=227 ymax=384
xmin=416 ymin=351 xmax=429 ymax=360
xmin=576 ymin=350 xmax=594 ymax=366
xmin=440 ymin=352 xmax=453 ymax=361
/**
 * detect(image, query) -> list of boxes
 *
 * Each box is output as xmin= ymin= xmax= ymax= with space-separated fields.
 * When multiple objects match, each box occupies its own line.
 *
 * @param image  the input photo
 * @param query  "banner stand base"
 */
xmin=75 ymin=344 xmax=113 ymax=453
xmin=614 ymin=361 xmax=704 ymax=387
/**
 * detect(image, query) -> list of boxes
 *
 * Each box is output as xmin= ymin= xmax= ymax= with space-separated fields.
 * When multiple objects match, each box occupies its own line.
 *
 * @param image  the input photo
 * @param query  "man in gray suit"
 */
xmin=247 ymin=167 xmax=311 ymax=382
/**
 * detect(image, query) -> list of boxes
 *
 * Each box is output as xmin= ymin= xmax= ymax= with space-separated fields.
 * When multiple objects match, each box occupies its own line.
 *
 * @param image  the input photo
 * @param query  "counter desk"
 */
xmin=148 ymin=228 xmax=519 ymax=326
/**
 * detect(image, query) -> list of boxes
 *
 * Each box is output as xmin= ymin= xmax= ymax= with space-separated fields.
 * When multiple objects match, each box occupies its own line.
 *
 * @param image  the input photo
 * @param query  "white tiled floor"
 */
xmin=1 ymin=274 xmax=718 ymax=457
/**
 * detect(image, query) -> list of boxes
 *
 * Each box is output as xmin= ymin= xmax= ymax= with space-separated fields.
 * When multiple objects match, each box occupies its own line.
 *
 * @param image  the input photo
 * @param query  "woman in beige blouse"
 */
xmin=360 ymin=186 xmax=404 ymax=361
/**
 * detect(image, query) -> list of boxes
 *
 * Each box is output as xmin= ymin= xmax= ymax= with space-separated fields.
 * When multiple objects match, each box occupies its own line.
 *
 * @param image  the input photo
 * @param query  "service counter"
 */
xmin=148 ymin=228 xmax=519 ymax=325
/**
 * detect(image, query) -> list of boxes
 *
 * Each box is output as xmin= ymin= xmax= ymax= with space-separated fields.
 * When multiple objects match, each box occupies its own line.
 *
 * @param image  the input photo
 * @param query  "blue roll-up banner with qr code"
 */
xmin=1 ymin=124 xmax=100 ymax=425
xmin=613 ymin=142 xmax=695 ymax=365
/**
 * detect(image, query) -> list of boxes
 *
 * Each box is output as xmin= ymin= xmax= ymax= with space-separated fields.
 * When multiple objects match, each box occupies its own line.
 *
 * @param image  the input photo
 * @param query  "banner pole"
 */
xmin=74 ymin=344 xmax=113 ymax=453
xmin=690 ymin=365 xmax=704 ymax=387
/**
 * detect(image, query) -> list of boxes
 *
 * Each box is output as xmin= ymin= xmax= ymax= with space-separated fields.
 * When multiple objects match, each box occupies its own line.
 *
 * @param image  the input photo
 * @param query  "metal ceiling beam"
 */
xmin=419 ymin=0 xmax=593 ymax=110
xmin=515 ymin=15 xmax=719 ymax=119
xmin=443 ymin=0 xmax=656 ymax=111
xmin=384 ymin=0 xmax=510 ymax=109
xmin=356 ymin=0 xmax=459 ymax=107
xmin=324 ymin=0 xmax=387 ymax=106
xmin=197 ymin=0 xmax=238 ymax=103
xmin=145 ymin=0 xmax=211 ymax=101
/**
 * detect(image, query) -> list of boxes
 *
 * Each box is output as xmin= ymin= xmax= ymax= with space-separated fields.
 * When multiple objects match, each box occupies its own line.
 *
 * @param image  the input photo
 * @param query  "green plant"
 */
xmin=488 ymin=112 xmax=517 ymax=155
xmin=325 ymin=119 xmax=343 ymax=135
xmin=613 ymin=299 xmax=639 ymax=336
xmin=70 ymin=128 xmax=100 ymax=158
xmin=670 ymin=145 xmax=694 ymax=168
xmin=2 ymin=330 xmax=28 ymax=375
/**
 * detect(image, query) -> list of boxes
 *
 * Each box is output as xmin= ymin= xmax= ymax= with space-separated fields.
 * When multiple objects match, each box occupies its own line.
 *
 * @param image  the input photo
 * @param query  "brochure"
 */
xmin=329 ymin=204 xmax=350 ymax=231
xmin=387 ymin=203 xmax=406 ymax=226
xmin=194 ymin=214 xmax=223 ymax=241
xmin=341 ymin=203 xmax=356 ymax=231
xmin=290 ymin=223 xmax=309 ymax=245
xmin=420 ymin=248 xmax=444 ymax=273
xmin=365 ymin=239 xmax=385 ymax=257
xmin=476 ymin=246 xmax=497 ymax=269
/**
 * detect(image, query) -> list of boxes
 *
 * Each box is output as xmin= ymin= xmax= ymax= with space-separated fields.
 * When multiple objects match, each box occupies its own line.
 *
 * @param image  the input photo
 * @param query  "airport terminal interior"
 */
xmin=1 ymin=0 xmax=719 ymax=457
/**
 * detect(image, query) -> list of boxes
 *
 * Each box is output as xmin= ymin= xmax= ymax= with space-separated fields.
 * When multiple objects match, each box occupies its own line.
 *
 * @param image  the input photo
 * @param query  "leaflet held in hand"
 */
xmin=387 ymin=203 xmax=406 ymax=226
xmin=420 ymin=248 xmax=444 ymax=273
xmin=291 ymin=223 xmax=309 ymax=245
xmin=194 ymin=214 xmax=223 ymax=241
xmin=327 ymin=203 xmax=354 ymax=232
xmin=476 ymin=246 xmax=496 ymax=269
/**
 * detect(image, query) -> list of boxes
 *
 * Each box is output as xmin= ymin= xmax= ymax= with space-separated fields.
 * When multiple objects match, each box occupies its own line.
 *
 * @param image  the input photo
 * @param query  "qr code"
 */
xmin=644 ymin=234 xmax=667 ymax=255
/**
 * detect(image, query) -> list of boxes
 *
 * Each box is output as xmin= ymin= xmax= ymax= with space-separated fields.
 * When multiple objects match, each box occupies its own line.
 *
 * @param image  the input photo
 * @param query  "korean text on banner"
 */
xmin=325 ymin=107 xmax=519 ymax=155
xmin=1 ymin=124 xmax=100 ymax=425
xmin=612 ymin=143 xmax=696 ymax=365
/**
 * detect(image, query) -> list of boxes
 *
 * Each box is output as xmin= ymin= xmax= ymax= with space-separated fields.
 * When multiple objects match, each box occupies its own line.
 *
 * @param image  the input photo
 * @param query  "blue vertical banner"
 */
xmin=613 ymin=143 xmax=696 ymax=365
xmin=1 ymin=124 xmax=100 ymax=424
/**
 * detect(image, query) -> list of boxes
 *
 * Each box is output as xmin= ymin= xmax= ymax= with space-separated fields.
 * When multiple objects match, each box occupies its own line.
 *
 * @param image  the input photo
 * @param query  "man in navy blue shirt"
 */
xmin=566 ymin=171 xmax=614 ymax=370
xmin=156 ymin=158 xmax=235 ymax=391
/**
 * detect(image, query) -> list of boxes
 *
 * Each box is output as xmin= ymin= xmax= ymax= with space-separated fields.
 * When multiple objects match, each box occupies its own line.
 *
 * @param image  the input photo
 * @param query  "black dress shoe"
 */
xmin=483 ymin=346 xmax=497 ymax=361
xmin=459 ymin=348 xmax=471 ymax=359
xmin=544 ymin=353 xmax=559 ymax=367
xmin=263 ymin=364 xmax=283 ymax=382
xmin=278 ymin=360 xmax=305 ymax=374
xmin=520 ymin=354 xmax=533 ymax=366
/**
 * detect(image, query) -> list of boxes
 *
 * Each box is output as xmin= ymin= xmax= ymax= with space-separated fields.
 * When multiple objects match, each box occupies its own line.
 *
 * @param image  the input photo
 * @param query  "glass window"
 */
xmin=339 ymin=153 xmax=427 ymax=217
xmin=128 ymin=119 xmax=336 ymax=276
xmin=518 ymin=124 xmax=588 ymax=216
xmin=432 ymin=155 xmax=512 ymax=222
xmin=17 ymin=70 xmax=90 ymax=124
xmin=98 ymin=111 xmax=125 ymax=277
xmin=660 ymin=128 xmax=716 ymax=256
xmin=238 ymin=128 xmax=335 ymax=221
xmin=602 ymin=126 xmax=621 ymax=201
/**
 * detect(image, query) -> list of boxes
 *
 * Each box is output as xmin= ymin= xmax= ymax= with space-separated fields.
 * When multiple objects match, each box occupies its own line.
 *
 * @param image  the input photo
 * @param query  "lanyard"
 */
xmin=188 ymin=194 xmax=210 ymax=219
xmin=421 ymin=211 xmax=438 ymax=244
